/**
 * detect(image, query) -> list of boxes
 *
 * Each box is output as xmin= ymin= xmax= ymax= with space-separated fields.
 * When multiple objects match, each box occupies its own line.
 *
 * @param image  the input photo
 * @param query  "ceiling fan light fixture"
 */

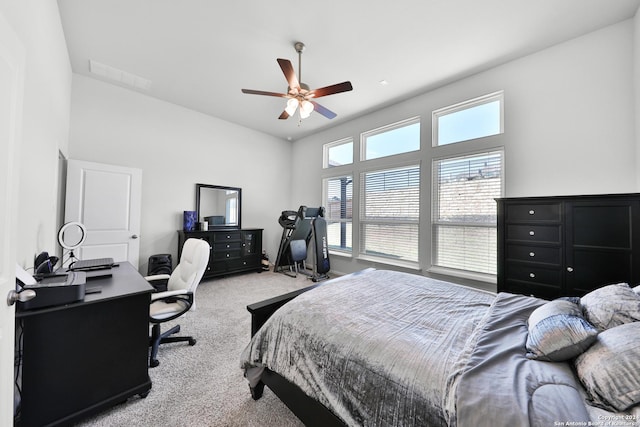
xmin=241 ymin=41 xmax=352 ymax=121
xmin=300 ymin=100 xmax=314 ymax=119
xmin=285 ymin=98 xmax=299 ymax=115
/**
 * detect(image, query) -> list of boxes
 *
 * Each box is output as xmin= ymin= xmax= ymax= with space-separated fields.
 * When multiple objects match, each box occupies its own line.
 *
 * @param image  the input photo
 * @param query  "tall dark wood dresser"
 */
xmin=496 ymin=193 xmax=640 ymax=299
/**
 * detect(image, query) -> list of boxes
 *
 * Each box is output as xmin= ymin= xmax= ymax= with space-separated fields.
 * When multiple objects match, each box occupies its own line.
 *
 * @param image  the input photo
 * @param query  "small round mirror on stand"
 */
xmin=58 ymin=221 xmax=87 ymax=266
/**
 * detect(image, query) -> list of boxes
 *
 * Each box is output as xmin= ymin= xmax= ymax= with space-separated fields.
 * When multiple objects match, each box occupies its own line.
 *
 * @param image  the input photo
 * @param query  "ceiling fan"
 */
xmin=241 ymin=42 xmax=353 ymax=121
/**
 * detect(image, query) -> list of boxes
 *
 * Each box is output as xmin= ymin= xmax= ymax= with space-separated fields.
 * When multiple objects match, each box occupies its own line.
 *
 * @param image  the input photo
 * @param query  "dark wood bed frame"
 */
xmin=246 ymin=283 xmax=348 ymax=427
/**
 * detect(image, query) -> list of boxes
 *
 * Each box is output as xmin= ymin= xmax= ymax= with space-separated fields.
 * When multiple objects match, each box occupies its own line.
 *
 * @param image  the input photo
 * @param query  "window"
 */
xmin=432 ymin=150 xmax=503 ymax=275
xmin=324 ymin=138 xmax=353 ymax=168
xmin=323 ymin=176 xmax=353 ymax=253
xmin=433 ymin=91 xmax=503 ymax=146
xmin=360 ymin=165 xmax=420 ymax=263
xmin=225 ymin=191 xmax=238 ymax=226
xmin=361 ymin=117 xmax=420 ymax=160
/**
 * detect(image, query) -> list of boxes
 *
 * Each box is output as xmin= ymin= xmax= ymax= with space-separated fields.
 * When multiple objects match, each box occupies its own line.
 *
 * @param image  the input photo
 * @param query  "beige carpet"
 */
xmin=74 ymin=270 xmax=312 ymax=427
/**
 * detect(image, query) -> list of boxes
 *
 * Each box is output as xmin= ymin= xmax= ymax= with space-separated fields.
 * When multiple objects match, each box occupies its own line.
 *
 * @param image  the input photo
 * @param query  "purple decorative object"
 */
xmin=183 ymin=211 xmax=197 ymax=231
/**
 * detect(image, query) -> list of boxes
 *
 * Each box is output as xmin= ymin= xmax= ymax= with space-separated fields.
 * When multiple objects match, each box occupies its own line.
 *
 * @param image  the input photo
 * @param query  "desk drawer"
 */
xmin=506 ymin=244 xmax=561 ymax=264
xmin=506 ymin=224 xmax=561 ymax=244
xmin=506 ymin=203 xmax=561 ymax=222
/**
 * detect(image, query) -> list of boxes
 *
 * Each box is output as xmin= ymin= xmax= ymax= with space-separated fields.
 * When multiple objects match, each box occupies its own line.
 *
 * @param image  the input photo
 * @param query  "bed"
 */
xmin=240 ymin=269 xmax=640 ymax=426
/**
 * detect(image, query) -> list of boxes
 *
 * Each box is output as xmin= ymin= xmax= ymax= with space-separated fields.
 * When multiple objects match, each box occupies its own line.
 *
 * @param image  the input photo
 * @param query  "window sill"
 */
xmin=356 ymin=254 xmax=421 ymax=271
xmin=427 ymin=266 xmax=496 ymax=284
xmin=328 ymin=250 xmax=352 ymax=259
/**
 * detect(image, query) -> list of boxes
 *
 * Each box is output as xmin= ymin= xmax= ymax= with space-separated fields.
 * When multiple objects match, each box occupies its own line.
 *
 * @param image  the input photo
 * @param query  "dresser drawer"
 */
xmin=506 ymin=263 xmax=562 ymax=286
xmin=213 ymin=232 xmax=242 ymax=242
xmin=501 ymin=280 xmax=562 ymax=299
xmin=506 ymin=203 xmax=561 ymax=222
xmin=228 ymin=256 xmax=260 ymax=271
xmin=213 ymin=241 xmax=241 ymax=251
xmin=505 ymin=244 xmax=561 ymax=265
xmin=211 ymin=250 xmax=241 ymax=260
xmin=506 ymin=224 xmax=561 ymax=244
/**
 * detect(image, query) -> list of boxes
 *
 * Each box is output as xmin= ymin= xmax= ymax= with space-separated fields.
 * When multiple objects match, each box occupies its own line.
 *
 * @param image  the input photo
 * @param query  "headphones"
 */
xmin=34 ymin=251 xmax=59 ymax=275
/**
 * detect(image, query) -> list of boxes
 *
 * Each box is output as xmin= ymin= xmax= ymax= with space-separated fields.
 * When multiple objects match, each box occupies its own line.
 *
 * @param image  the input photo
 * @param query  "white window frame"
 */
xmin=430 ymin=149 xmax=504 ymax=280
xmin=323 ymin=137 xmax=354 ymax=168
xmin=361 ymin=116 xmax=420 ymax=161
xmin=322 ymin=175 xmax=353 ymax=255
xmin=432 ymin=91 xmax=504 ymax=147
xmin=359 ymin=162 xmax=420 ymax=267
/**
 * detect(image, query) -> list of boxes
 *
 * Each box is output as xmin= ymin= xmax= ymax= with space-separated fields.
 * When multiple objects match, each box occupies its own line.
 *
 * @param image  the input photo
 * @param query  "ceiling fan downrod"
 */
xmin=295 ymin=42 xmax=306 ymax=91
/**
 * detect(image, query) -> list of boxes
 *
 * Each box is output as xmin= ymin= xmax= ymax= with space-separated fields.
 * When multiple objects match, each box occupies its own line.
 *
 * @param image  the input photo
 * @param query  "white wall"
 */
xmin=2 ymin=2 xmax=638 ymax=279
xmin=0 ymin=1 xmax=72 ymax=268
xmin=292 ymin=19 xmax=639 ymax=277
xmin=68 ymin=75 xmax=292 ymax=273
xmin=635 ymin=11 xmax=640 ymax=190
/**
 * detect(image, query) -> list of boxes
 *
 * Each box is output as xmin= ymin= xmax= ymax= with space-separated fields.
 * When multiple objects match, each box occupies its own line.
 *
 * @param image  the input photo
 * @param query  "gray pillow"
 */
xmin=580 ymin=283 xmax=640 ymax=331
xmin=574 ymin=322 xmax=640 ymax=411
xmin=526 ymin=299 xmax=598 ymax=361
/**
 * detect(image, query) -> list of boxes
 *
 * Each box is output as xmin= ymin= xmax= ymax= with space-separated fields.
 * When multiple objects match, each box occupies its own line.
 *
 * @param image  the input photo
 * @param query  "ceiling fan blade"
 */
xmin=309 ymin=81 xmax=353 ymax=98
xmin=277 ymin=58 xmax=300 ymax=91
xmin=310 ymin=101 xmax=337 ymax=119
xmin=278 ymin=110 xmax=290 ymax=120
xmin=241 ymin=89 xmax=288 ymax=97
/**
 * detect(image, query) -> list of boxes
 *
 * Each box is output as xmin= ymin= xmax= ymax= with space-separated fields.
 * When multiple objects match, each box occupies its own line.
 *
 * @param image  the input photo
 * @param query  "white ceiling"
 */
xmin=57 ymin=0 xmax=640 ymax=141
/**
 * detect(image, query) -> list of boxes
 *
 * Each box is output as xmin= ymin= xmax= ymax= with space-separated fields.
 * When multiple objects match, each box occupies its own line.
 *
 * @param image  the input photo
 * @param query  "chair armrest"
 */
xmin=151 ymin=289 xmax=189 ymax=301
xmin=150 ymin=290 xmax=194 ymax=323
xmin=145 ymin=274 xmax=171 ymax=282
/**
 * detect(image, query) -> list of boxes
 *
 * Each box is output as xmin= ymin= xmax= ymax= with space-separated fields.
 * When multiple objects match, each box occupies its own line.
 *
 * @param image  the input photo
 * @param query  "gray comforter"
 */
xmin=240 ymin=269 xmax=592 ymax=426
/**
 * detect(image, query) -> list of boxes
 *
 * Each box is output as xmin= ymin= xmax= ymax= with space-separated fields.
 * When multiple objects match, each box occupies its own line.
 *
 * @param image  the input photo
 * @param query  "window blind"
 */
xmin=360 ymin=165 xmax=420 ymax=262
xmin=432 ymin=151 xmax=502 ymax=274
xmin=324 ymin=176 xmax=353 ymax=251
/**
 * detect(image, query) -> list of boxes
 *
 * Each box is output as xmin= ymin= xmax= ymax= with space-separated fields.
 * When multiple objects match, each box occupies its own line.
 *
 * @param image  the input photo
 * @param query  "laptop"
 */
xmin=69 ymin=257 xmax=115 ymax=271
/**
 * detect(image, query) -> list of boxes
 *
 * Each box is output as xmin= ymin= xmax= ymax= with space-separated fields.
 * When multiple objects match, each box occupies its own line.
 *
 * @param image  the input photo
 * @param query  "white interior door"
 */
xmin=65 ymin=160 xmax=142 ymax=268
xmin=0 ymin=11 xmax=25 ymax=425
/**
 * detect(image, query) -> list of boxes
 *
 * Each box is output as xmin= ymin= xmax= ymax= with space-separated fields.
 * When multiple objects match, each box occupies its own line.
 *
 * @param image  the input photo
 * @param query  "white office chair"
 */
xmin=147 ymin=238 xmax=210 ymax=367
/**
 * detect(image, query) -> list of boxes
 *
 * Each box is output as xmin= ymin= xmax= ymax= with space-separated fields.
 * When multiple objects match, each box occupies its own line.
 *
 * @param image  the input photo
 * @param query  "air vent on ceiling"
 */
xmin=89 ymin=60 xmax=151 ymax=90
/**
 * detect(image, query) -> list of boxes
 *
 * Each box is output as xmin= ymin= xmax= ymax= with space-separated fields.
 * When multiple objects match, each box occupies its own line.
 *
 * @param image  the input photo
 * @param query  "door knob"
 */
xmin=7 ymin=289 xmax=36 ymax=306
xmin=131 ymin=235 xmax=139 ymax=239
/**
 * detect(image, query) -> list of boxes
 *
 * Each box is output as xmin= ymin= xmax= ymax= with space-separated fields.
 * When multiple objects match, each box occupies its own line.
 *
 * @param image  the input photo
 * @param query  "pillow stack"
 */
xmin=573 ymin=283 xmax=640 ymax=412
xmin=525 ymin=283 xmax=640 ymax=411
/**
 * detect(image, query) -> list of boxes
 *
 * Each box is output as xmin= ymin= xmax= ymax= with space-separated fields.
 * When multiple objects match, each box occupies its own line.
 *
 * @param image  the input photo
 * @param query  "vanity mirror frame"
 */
xmin=195 ymin=183 xmax=242 ymax=230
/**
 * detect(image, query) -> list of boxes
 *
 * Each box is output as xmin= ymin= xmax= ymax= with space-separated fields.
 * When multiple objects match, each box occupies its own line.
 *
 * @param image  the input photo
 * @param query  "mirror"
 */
xmin=196 ymin=184 xmax=242 ymax=229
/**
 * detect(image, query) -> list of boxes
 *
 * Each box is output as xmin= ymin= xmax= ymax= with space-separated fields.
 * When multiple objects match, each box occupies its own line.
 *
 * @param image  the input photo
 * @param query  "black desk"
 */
xmin=15 ymin=262 xmax=154 ymax=427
